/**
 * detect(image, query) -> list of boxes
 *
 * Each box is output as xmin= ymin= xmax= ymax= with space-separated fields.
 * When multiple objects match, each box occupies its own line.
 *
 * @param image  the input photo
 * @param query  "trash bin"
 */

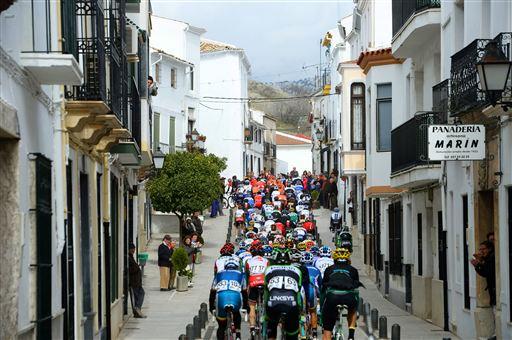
xmin=138 ymin=252 xmax=149 ymax=266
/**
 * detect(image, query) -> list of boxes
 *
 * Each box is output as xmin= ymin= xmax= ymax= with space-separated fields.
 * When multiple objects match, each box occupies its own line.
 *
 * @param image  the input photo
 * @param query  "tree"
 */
xmin=147 ymin=152 xmax=226 ymax=238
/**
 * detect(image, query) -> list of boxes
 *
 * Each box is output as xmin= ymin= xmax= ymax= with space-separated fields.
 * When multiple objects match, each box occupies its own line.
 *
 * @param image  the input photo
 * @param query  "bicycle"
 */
xmin=298 ymin=311 xmax=311 ymax=339
xmin=225 ymin=305 xmax=240 ymax=340
xmin=223 ymin=194 xmax=236 ymax=209
xmin=250 ymin=287 xmax=265 ymax=340
xmin=332 ymin=304 xmax=348 ymax=340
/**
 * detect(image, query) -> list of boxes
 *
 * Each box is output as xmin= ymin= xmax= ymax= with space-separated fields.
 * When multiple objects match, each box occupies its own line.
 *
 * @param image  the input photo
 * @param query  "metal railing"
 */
xmin=272 ymin=144 xmax=277 ymax=158
xmin=392 ymin=0 xmax=440 ymax=37
xmin=391 ymin=112 xmax=444 ymax=175
xmin=130 ymin=77 xmax=141 ymax=148
xmin=432 ymin=79 xmax=449 ymax=114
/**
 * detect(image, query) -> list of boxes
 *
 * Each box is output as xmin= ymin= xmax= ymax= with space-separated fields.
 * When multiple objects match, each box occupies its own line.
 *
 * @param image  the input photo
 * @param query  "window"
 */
xmin=171 ymin=68 xmax=177 ymax=89
xmin=351 ymin=83 xmax=365 ymax=150
xmin=110 ymin=175 xmax=119 ymax=303
xmin=376 ymin=84 xmax=392 ymax=151
xmin=188 ymin=119 xmax=195 ymax=135
xmin=169 ymin=117 xmax=176 ymax=153
xmin=153 ymin=112 xmax=160 ymax=151
xmin=154 ymin=63 xmax=161 ymax=83
xmin=417 ymin=213 xmax=423 ymax=276
xmin=189 ymin=67 xmax=194 ymax=91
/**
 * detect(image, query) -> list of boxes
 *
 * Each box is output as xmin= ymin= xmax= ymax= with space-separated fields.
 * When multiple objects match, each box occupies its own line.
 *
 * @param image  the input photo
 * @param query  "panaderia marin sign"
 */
xmin=428 ymin=125 xmax=486 ymax=161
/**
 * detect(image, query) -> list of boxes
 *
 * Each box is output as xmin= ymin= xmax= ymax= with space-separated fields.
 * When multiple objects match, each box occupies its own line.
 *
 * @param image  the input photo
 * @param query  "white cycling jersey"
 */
xmin=314 ymin=257 xmax=334 ymax=278
xmin=215 ymin=255 xmax=240 ymax=273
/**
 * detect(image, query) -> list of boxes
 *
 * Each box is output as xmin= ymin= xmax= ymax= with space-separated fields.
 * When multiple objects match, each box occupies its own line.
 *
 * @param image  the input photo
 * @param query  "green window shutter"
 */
xmin=169 ymin=117 xmax=176 ymax=153
xmin=153 ymin=112 xmax=160 ymax=151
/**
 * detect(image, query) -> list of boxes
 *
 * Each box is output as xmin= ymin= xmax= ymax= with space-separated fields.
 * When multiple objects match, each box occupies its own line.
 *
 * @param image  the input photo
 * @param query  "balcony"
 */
xmin=432 ymin=79 xmax=449 ymax=113
xmin=391 ymin=0 xmax=441 ymax=58
xmin=450 ymin=33 xmax=512 ymax=117
xmin=20 ymin=0 xmax=83 ymax=85
xmin=390 ymin=111 xmax=445 ymax=189
xmin=64 ymin=0 xmax=132 ymax=152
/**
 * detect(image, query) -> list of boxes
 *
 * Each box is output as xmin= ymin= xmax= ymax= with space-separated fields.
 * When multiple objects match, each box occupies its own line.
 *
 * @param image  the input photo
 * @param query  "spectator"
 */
xmin=218 ymin=177 xmax=225 ymax=216
xmin=184 ymin=217 xmax=196 ymax=237
xmin=191 ymin=233 xmax=204 ymax=263
xmin=128 ymin=243 xmax=146 ymax=318
xmin=290 ymin=167 xmax=299 ymax=178
xmin=327 ymin=176 xmax=338 ymax=210
xmin=487 ymin=231 xmax=495 ymax=244
xmin=183 ymin=236 xmax=196 ymax=264
xmin=471 ymin=240 xmax=496 ymax=306
xmin=147 ymin=76 xmax=158 ymax=96
xmin=157 ymin=235 xmax=174 ymax=291
xmin=191 ymin=211 xmax=203 ymax=236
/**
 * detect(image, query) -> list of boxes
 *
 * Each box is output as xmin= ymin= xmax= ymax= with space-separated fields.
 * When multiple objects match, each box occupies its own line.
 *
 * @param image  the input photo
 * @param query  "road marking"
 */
xmin=168 ymin=290 xmax=176 ymax=301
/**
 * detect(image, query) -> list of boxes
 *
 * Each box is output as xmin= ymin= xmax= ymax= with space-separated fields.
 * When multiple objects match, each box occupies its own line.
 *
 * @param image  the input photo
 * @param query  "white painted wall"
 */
xmin=276 ymin=145 xmax=312 ymax=174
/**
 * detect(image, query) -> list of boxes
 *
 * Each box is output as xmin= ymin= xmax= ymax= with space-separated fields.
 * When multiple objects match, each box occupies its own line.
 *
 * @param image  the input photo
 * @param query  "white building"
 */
xmin=198 ymin=39 xmax=251 ymax=178
xmin=246 ymin=109 xmax=265 ymax=175
xmin=150 ymin=16 xmax=204 ymax=154
xmin=275 ymin=131 xmax=312 ymax=175
xmin=1 ymin=1 xmax=154 ymax=339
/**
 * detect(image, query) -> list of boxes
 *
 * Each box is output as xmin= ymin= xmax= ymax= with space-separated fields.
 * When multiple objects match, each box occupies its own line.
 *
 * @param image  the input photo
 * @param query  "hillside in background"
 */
xmin=249 ymin=78 xmax=317 ymax=135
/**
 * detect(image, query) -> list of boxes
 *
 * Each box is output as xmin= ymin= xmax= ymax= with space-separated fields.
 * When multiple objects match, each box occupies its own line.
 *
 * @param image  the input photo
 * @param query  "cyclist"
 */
xmin=301 ymin=251 xmax=321 ymax=340
xmin=264 ymin=247 xmax=309 ymax=340
xmin=315 ymin=246 xmax=334 ymax=278
xmin=245 ymin=243 xmax=269 ymax=338
xmin=215 ymin=243 xmax=238 ymax=274
xmin=234 ymin=204 xmax=245 ymax=232
xmin=320 ymin=248 xmax=363 ymax=340
xmin=209 ymin=257 xmax=245 ymax=340
xmin=330 ymin=207 xmax=342 ymax=233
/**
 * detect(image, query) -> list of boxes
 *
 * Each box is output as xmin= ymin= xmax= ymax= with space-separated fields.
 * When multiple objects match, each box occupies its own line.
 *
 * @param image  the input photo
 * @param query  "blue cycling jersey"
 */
xmin=212 ymin=269 xmax=246 ymax=318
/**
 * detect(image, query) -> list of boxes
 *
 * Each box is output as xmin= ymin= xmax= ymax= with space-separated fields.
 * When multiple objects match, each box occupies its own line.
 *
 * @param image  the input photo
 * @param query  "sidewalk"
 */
xmin=119 ymin=213 xmax=229 ymax=339
xmin=315 ymin=207 xmax=458 ymax=339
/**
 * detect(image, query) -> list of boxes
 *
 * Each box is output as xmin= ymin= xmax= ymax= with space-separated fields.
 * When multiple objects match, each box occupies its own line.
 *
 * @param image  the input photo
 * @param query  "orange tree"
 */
xmin=147 ymin=151 xmax=226 ymax=240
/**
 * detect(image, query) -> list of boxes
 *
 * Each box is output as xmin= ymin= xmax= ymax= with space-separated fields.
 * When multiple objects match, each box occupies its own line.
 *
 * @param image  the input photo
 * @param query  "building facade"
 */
xmin=0 ymin=1 xmax=154 ymax=339
xmin=198 ymin=39 xmax=251 ymax=178
xmin=276 ymin=131 xmax=312 ymax=174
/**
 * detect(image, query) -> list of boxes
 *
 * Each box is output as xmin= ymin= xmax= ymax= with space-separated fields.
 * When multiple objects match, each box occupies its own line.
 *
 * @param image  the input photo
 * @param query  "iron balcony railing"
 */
xmin=264 ymin=142 xmax=271 ymax=156
xmin=450 ymin=33 xmax=512 ymax=116
xmin=130 ymin=77 xmax=141 ymax=148
xmin=138 ymin=31 xmax=149 ymax=99
xmin=272 ymin=144 xmax=277 ymax=158
xmin=391 ymin=111 xmax=444 ymax=175
xmin=65 ymin=0 xmax=106 ymax=103
xmin=432 ymin=79 xmax=449 ymax=114
xmin=392 ymin=0 xmax=440 ymax=37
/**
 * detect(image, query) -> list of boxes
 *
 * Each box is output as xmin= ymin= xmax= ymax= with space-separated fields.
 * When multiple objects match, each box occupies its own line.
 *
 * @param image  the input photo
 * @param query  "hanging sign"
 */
xmin=428 ymin=124 xmax=485 ymax=161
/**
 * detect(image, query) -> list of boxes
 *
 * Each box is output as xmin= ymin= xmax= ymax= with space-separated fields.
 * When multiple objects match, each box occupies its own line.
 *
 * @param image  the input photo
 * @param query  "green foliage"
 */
xmin=147 ymin=152 xmax=226 ymax=217
xmin=171 ymin=247 xmax=189 ymax=276
xmin=311 ymin=190 xmax=320 ymax=201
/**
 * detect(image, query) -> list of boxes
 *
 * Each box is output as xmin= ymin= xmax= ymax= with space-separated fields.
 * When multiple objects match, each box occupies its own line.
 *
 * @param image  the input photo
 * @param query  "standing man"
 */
xmin=129 ymin=243 xmax=147 ymax=318
xmin=158 ymin=235 xmax=174 ymax=291
xmin=290 ymin=167 xmax=299 ymax=178
xmin=471 ymin=240 xmax=496 ymax=306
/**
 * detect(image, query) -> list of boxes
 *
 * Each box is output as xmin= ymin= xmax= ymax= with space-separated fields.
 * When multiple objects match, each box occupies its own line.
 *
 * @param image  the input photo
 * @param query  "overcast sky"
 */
xmin=151 ymin=0 xmax=353 ymax=83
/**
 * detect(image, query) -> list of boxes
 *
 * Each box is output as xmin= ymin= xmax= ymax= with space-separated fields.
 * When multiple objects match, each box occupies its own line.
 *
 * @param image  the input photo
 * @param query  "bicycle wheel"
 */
xmin=228 ymin=195 xmax=236 ymax=208
xmin=222 ymin=197 xmax=229 ymax=209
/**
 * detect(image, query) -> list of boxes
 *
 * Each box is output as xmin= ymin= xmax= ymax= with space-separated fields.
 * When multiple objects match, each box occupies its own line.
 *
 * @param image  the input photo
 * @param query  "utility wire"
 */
xmin=201 ymin=92 xmax=334 ymax=102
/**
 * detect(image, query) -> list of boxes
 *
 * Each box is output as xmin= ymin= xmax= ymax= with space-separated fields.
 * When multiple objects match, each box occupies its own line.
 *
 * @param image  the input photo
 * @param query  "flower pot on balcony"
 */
xmin=176 ymin=275 xmax=189 ymax=292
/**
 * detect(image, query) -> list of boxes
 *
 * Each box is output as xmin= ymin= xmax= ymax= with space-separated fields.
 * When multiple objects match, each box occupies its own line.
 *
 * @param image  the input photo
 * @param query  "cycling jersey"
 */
xmin=237 ymin=251 xmax=252 ymax=269
xmin=215 ymin=254 xmax=241 ymax=274
xmin=245 ymin=256 xmax=269 ymax=288
xmin=314 ymin=257 xmax=334 ymax=278
xmin=235 ymin=209 xmax=245 ymax=222
xmin=305 ymin=265 xmax=322 ymax=309
xmin=288 ymin=212 xmax=299 ymax=223
xmin=263 ymin=204 xmax=274 ymax=218
xmin=211 ymin=269 xmax=245 ymax=319
xmin=264 ymin=264 xmax=309 ymax=309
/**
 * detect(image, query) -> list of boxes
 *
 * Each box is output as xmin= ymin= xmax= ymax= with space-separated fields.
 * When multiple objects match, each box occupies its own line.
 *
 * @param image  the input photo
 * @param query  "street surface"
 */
xmin=120 ymin=209 xmax=457 ymax=339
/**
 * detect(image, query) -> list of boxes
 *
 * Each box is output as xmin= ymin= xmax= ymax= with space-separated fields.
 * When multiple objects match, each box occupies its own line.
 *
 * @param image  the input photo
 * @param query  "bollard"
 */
xmin=358 ymin=297 xmax=364 ymax=315
xmin=178 ymin=335 xmax=187 ymax=340
xmin=193 ymin=315 xmax=201 ymax=339
xmin=391 ymin=324 xmax=400 ymax=340
xmin=363 ymin=302 xmax=371 ymax=322
xmin=198 ymin=309 xmax=205 ymax=329
xmin=186 ymin=324 xmax=194 ymax=340
xmin=371 ymin=308 xmax=379 ymax=331
xmin=200 ymin=305 xmax=208 ymax=328
xmin=379 ymin=316 xmax=388 ymax=339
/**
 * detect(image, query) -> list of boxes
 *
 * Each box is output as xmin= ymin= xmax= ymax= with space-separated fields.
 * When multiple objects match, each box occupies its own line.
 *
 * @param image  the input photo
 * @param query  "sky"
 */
xmin=151 ymin=0 xmax=353 ymax=83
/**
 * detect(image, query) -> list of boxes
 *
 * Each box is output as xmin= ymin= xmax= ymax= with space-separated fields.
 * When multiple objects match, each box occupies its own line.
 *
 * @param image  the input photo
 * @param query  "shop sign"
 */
xmin=428 ymin=124 xmax=485 ymax=161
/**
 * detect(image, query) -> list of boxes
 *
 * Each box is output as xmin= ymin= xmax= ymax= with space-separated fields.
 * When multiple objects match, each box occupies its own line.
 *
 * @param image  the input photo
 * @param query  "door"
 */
xmin=35 ymin=154 xmax=52 ymax=340
xmin=438 ymin=211 xmax=449 ymax=331
xmin=169 ymin=116 xmax=175 ymax=153
xmin=80 ymin=173 xmax=93 ymax=339
xmin=62 ymin=163 xmax=75 ymax=339
xmin=96 ymin=173 xmax=103 ymax=336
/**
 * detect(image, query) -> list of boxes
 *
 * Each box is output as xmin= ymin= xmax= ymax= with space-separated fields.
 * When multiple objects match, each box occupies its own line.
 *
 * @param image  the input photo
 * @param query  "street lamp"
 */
xmin=153 ymin=147 xmax=165 ymax=169
xmin=476 ymin=40 xmax=512 ymax=108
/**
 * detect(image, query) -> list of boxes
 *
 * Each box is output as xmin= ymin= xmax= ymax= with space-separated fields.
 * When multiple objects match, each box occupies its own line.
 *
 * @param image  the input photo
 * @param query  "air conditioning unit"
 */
xmin=126 ymin=26 xmax=137 ymax=55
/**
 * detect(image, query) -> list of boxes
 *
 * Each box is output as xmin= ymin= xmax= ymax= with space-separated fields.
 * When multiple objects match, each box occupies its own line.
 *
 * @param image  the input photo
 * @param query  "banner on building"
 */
xmin=428 ymin=124 xmax=485 ymax=161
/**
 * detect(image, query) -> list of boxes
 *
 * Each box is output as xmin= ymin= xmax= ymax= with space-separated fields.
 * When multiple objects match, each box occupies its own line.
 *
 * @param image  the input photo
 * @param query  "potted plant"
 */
xmin=311 ymin=190 xmax=320 ymax=209
xmin=172 ymin=247 xmax=193 ymax=291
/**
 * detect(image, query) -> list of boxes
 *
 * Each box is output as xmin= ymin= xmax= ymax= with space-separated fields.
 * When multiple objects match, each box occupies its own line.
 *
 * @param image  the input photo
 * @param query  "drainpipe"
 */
xmin=53 ymin=88 xmax=66 ymax=255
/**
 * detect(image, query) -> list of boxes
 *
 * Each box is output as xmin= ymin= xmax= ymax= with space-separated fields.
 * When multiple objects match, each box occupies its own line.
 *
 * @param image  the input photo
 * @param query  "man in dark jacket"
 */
xmin=471 ymin=240 xmax=496 ymax=306
xmin=129 ymin=243 xmax=146 ymax=318
xmin=158 ymin=235 xmax=174 ymax=291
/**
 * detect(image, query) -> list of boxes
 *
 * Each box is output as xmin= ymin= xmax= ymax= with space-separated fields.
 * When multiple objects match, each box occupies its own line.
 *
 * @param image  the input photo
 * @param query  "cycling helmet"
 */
xmin=235 ymin=248 xmax=247 ymax=256
xmin=238 ymin=241 xmax=247 ymax=250
xmin=310 ymin=246 xmax=320 ymax=256
xmin=301 ymin=251 xmax=314 ymax=265
xmin=333 ymin=207 xmax=340 ymax=213
xmin=332 ymin=248 xmax=351 ymax=262
xmin=254 ymin=214 xmax=264 ymax=224
xmin=319 ymin=245 xmax=332 ymax=258
xmin=250 ymin=242 xmax=263 ymax=256
xmin=272 ymin=248 xmax=291 ymax=264
xmin=244 ymin=179 xmax=250 ymax=185
xmin=246 ymin=231 xmax=256 ymax=239
xmin=263 ymin=245 xmax=273 ymax=258
xmin=290 ymin=249 xmax=302 ymax=263
xmin=297 ymin=241 xmax=307 ymax=251
xmin=286 ymin=239 xmax=295 ymax=249
xmin=220 ymin=242 xmax=235 ymax=255
xmin=304 ymin=240 xmax=316 ymax=250
xmin=243 ymin=238 xmax=255 ymax=247
xmin=224 ymin=257 xmax=240 ymax=270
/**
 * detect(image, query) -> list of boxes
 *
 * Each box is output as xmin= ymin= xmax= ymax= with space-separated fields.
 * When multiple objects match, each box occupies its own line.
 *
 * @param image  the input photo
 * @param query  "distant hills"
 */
xmin=249 ymin=77 xmax=318 ymax=134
